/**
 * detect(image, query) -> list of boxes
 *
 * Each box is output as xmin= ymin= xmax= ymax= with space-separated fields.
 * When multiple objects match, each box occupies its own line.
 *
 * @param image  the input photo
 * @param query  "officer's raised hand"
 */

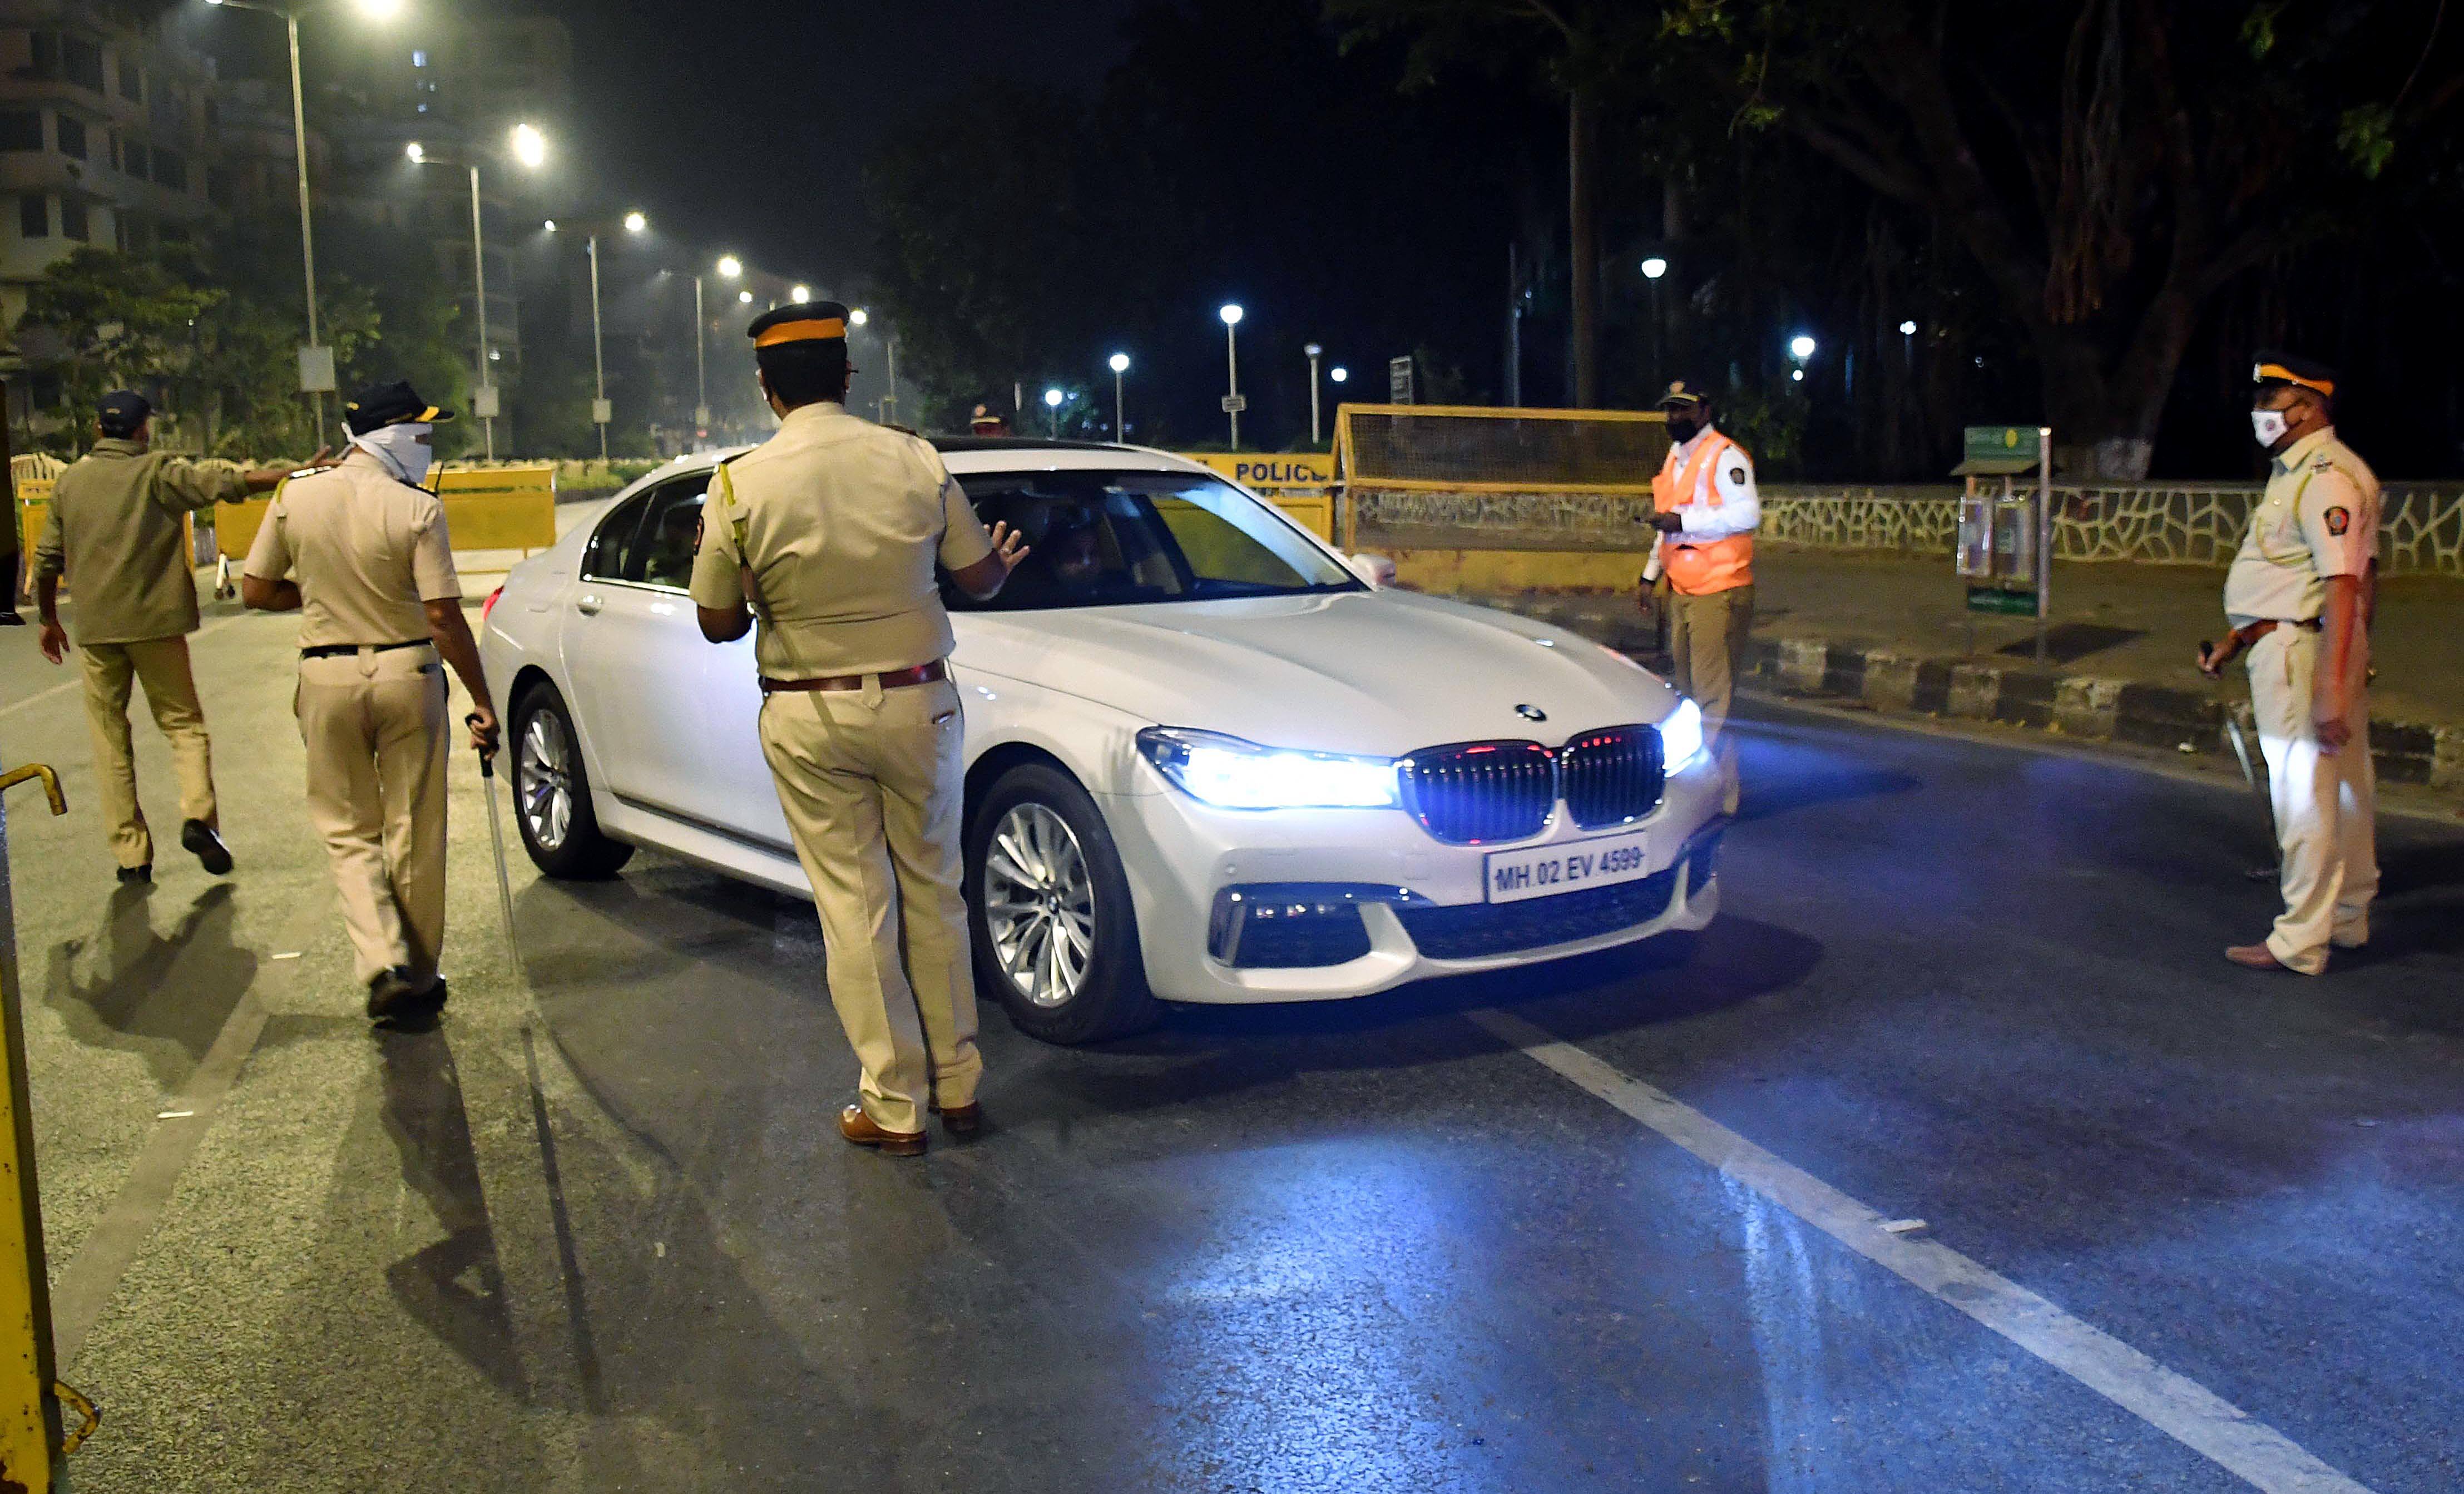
xmin=988 ymin=520 xmax=1031 ymax=568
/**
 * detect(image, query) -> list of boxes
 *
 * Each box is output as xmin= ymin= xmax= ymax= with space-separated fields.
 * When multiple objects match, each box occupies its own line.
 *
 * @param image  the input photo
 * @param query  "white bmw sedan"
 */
xmin=478 ymin=439 xmax=1726 ymax=1043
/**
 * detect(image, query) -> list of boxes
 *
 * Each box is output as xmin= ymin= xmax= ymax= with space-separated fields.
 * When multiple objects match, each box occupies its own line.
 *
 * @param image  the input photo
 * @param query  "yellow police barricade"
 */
xmin=212 ymin=462 xmax=558 ymax=566
xmin=0 ymin=761 xmax=99 ymax=1491
xmin=1174 ymin=452 xmax=1337 ymax=541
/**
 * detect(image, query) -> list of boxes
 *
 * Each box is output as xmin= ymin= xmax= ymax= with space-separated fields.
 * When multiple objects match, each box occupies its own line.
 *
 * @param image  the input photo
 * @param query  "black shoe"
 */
xmin=0 ymin=611 xmax=23 ymax=627
xmin=116 ymin=864 xmax=152 ymax=885
xmin=377 ymin=979 xmax=448 ymax=1032
xmin=181 ymin=820 xmax=233 ymax=876
xmin=366 ymin=966 xmax=419 ymax=1021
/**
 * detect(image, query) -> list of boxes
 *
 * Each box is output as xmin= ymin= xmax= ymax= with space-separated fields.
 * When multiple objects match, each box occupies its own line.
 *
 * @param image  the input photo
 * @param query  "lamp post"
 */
xmin=1304 ymin=343 xmax=1323 ymax=446
xmin=1043 ymin=387 xmax=1064 ymax=438
xmin=1219 ymin=303 xmax=1244 ymax=449
xmin=409 ymin=122 xmax=548 ymax=459
xmin=1789 ymin=333 xmax=1816 ymax=386
xmin=1641 ymin=256 xmax=1669 ymax=384
xmin=1109 ymin=352 xmax=1129 ymax=443
xmin=566 ymin=211 xmax=650 ymax=461
xmin=203 ymin=0 xmax=404 ymax=443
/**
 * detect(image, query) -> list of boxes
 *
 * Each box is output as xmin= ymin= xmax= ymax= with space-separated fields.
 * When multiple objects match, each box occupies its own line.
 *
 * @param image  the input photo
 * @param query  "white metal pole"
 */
xmin=468 ymin=165 xmax=492 ymax=460
xmin=285 ymin=13 xmax=324 ymax=447
xmin=693 ymin=275 xmax=707 ymax=433
xmin=1308 ymin=349 xmax=1321 ymax=446
xmin=1114 ymin=368 xmax=1124 ymax=443
xmin=884 ymin=338 xmax=898 ymax=426
xmin=1225 ymin=324 xmax=1240 ymax=450
xmin=588 ymin=234 xmax=607 ymax=461
xmin=2037 ymin=424 xmax=2054 ymax=662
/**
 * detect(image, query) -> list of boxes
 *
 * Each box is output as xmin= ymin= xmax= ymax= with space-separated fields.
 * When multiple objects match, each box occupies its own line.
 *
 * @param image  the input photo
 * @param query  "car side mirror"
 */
xmin=1348 ymin=552 xmax=1397 ymax=588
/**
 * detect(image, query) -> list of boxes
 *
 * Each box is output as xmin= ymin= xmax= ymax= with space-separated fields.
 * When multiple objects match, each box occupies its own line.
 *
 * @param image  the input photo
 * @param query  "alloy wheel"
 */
xmin=519 ymin=711 xmax=575 ymax=853
xmin=982 ymin=803 xmax=1096 ymax=1008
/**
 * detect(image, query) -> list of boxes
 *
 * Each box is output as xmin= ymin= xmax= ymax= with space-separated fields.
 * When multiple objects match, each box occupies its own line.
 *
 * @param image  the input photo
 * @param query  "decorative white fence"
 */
xmin=1358 ymin=483 xmax=2464 ymax=577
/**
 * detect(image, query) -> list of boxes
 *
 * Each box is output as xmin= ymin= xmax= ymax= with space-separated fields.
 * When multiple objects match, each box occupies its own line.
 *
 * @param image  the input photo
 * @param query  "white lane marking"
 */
xmin=0 ymin=613 xmax=248 ymax=723
xmin=1467 ymin=1007 xmax=2377 ymax=1494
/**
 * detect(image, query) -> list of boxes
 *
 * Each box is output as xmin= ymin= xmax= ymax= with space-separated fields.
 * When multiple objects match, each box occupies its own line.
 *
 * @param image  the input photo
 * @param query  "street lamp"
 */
xmin=1641 ymin=257 xmax=1668 ymax=280
xmin=716 ymin=255 xmax=743 ymax=280
xmin=1641 ymin=258 xmax=1670 ymax=380
xmin=1330 ymin=366 xmax=1348 ymax=384
xmin=1219 ymin=303 xmax=1244 ymax=449
xmin=790 ymin=284 xmax=812 ymax=303
xmin=737 ymin=289 xmax=754 ymax=305
xmin=1109 ymin=352 xmax=1130 ymax=442
xmin=1304 ymin=343 xmax=1324 ymax=446
xmin=406 ymin=122 xmax=550 ymax=459
xmin=623 ymin=210 xmax=647 ymax=234
xmin=848 ymin=308 xmax=868 ymax=327
xmin=1898 ymin=320 xmax=1918 ymax=337
xmin=1043 ymin=387 xmax=1064 ymax=438
xmin=574 ymin=211 xmax=648 ymax=461
xmin=1790 ymin=334 xmax=1818 ymax=361
xmin=203 ymin=0 xmax=405 ymax=444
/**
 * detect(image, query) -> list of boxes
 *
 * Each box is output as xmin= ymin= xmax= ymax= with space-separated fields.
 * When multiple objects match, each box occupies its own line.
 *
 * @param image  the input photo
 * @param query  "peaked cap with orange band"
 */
xmin=2252 ymin=349 xmax=2337 ymax=399
xmin=748 ymin=300 xmax=851 ymax=351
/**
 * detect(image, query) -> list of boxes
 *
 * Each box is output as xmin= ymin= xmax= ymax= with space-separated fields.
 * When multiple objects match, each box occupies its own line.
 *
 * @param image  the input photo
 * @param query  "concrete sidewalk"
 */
xmin=1471 ymin=547 xmax=2464 ymax=794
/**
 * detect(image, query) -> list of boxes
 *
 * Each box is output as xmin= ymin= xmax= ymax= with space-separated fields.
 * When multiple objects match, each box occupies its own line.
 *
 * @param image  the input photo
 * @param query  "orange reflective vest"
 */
xmin=1651 ymin=432 xmax=1754 ymax=596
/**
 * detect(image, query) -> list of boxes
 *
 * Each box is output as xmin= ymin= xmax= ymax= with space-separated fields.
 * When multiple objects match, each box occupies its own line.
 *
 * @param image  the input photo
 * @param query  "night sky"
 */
xmin=527 ymin=0 xmax=1147 ymax=290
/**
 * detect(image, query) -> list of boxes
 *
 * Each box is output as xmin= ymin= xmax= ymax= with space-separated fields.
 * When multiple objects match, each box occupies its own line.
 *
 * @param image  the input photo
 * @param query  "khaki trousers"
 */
xmin=1668 ymin=581 xmax=1754 ymax=808
xmin=80 ymin=636 xmax=217 ymax=870
xmin=296 ymin=647 xmax=450 ymax=991
xmin=759 ymin=675 xmax=981 ymax=1135
xmin=2247 ymin=627 xmax=2377 ymax=974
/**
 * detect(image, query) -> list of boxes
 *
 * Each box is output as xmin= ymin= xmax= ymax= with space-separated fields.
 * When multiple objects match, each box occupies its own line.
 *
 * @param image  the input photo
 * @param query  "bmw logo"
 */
xmin=1516 ymin=704 xmax=1548 ymax=723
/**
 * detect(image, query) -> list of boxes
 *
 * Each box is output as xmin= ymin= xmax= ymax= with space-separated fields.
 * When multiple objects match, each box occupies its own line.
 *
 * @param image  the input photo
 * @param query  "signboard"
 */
xmin=1388 ymin=355 xmax=1415 ymax=405
xmin=1953 ymin=424 xmax=2043 ymax=476
xmin=1220 ymin=395 xmax=1248 ymax=414
xmin=297 ymin=345 xmax=337 ymax=394
xmin=591 ymin=398 xmax=614 ymax=424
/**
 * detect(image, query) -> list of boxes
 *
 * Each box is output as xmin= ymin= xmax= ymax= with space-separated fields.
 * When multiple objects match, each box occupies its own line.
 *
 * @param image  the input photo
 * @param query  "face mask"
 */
xmin=2250 ymin=409 xmax=2288 ymax=448
xmin=1668 ymin=414 xmax=1705 ymax=443
xmin=351 ymin=422 xmax=436 ymax=486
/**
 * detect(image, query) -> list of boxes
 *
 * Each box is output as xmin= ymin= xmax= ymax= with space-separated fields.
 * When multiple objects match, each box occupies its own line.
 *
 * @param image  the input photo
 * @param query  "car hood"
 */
xmin=953 ymin=590 xmax=1676 ymax=755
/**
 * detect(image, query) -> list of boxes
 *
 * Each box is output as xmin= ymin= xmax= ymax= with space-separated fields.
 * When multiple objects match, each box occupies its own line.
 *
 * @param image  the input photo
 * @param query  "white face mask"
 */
xmin=351 ymin=422 xmax=436 ymax=486
xmin=2250 ymin=409 xmax=2289 ymax=449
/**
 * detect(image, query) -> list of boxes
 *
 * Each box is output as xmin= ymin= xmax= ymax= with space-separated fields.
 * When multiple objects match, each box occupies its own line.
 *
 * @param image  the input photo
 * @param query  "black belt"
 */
xmin=2230 ymin=617 xmax=2324 ymax=649
xmin=301 ymin=640 xmax=430 ymax=660
xmin=761 ymin=661 xmax=948 ymax=694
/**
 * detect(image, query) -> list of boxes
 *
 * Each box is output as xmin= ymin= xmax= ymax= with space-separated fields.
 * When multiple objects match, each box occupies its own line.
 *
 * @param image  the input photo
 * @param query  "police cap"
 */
xmin=746 ymin=301 xmax=851 ymax=350
xmin=1655 ymin=379 xmax=1711 ymax=411
xmin=344 ymin=380 xmax=455 ymax=435
xmin=2252 ymin=350 xmax=2337 ymax=399
xmin=97 ymin=390 xmax=152 ymax=437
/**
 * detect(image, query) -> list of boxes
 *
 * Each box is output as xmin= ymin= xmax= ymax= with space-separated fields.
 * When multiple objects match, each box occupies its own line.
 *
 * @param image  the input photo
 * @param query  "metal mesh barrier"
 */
xmin=1335 ymin=404 xmax=1670 ymax=495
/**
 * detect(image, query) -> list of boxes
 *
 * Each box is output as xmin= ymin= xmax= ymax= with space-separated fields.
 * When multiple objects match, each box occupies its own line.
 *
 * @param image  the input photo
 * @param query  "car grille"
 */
xmin=1560 ymin=725 xmax=1666 ymax=829
xmin=1398 ymin=726 xmax=1665 ymax=845
xmin=1396 ymin=865 xmax=1681 ymax=960
xmin=1397 ymin=741 xmax=1557 ymax=844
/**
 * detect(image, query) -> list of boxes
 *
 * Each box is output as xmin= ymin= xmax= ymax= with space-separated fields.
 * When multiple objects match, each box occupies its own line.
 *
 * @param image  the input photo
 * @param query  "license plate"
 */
xmin=1484 ymin=830 xmax=1652 ymax=905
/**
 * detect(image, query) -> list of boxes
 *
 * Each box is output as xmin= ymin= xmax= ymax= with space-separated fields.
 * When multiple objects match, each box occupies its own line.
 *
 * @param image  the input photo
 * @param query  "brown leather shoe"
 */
xmin=839 ymin=1104 xmax=926 ymax=1156
xmin=2225 ymin=942 xmax=2292 ymax=971
xmin=933 ymin=1101 xmax=983 ymax=1137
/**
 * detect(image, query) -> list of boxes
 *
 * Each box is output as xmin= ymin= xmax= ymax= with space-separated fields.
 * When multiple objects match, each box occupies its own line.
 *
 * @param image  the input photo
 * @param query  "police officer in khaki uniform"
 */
xmin=692 ymin=303 xmax=1027 ymax=1156
xmin=2198 ymin=352 xmax=2378 ymax=974
xmin=1640 ymin=380 xmax=1759 ymax=813
xmin=240 ymin=382 xmax=499 ymax=1024
xmin=34 ymin=391 xmax=309 ymax=880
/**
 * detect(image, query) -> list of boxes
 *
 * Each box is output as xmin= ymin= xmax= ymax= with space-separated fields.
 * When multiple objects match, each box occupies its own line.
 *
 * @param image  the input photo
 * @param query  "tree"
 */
xmin=21 ymin=248 xmax=225 ymax=449
xmin=1660 ymin=0 xmax=2464 ymax=476
xmin=1327 ymin=0 xmax=1653 ymax=407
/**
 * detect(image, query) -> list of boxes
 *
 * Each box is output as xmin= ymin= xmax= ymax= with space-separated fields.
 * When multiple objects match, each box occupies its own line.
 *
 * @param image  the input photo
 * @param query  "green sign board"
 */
xmin=1966 ymin=584 xmax=2040 ymax=616
xmin=1963 ymin=426 xmax=2042 ymax=464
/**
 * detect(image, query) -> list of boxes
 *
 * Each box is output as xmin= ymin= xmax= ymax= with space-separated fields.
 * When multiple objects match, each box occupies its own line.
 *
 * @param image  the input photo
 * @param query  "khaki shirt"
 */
xmin=2223 ymin=428 xmax=2378 ymax=628
xmin=34 ymin=439 xmax=249 ymax=645
xmin=689 ymin=402 xmax=993 ymax=678
xmin=242 ymin=449 xmax=460 ymax=649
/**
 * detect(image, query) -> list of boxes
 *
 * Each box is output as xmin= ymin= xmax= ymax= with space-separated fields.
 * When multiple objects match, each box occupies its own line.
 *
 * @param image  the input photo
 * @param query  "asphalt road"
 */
xmin=0 ymin=600 xmax=2456 ymax=1493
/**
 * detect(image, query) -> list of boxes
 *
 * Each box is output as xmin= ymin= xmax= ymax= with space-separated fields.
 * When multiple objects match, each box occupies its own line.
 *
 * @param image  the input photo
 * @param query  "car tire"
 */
xmin=967 ymin=762 xmax=1157 ymax=1045
xmin=509 ymin=681 xmax=634 ymax=880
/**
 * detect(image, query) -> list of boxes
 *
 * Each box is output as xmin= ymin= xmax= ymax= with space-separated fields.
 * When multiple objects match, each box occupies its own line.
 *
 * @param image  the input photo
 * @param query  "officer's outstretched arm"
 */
xmin=240 ymin=573 xmax=301 ymax=612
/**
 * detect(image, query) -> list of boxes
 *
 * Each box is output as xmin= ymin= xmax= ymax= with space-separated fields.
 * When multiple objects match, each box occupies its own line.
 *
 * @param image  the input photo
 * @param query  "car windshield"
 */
xmin=944 ymin=469 xmax=1360 ymax=611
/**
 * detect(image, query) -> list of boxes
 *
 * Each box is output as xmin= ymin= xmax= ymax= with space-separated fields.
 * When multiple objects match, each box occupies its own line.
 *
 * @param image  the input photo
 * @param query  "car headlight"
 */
xmin=1137 ymin=727 xmax=1399 ymax=810
xmin=1659 ymin=699 xmax=1709 ymax=773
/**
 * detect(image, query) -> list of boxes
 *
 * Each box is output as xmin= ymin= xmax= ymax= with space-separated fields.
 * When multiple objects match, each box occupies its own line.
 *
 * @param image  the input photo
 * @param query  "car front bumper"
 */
xmin=1100 ymin=755 xmax=1728 ymax=1005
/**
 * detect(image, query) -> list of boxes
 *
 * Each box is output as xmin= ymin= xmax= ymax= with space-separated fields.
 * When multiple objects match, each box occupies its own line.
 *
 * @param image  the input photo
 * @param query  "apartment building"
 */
xmin=0 ymin=0 xmax=227 ymax=327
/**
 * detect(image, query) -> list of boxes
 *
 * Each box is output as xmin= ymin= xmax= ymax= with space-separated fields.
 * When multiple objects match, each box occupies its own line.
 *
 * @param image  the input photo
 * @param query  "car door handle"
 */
xmin=576 ymin=593 xmax=603 ymax=616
